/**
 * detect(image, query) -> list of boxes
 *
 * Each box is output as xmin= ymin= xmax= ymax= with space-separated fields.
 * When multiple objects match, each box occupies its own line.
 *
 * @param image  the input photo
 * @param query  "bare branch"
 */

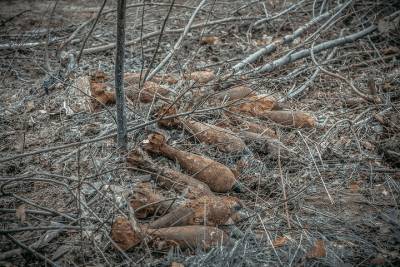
xmin=251 ymin=25 xmax=377 ymax=74
xmin=233 ymin=1 xmax=351 ymax=72
xmin=146 ymin=0 xmax=207 ymax=81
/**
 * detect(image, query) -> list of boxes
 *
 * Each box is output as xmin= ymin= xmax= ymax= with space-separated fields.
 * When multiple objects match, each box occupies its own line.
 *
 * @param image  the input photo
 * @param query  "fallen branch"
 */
xmin=81 ymin=16 xmax=261 ymax=54
xmin=76 ymin=0 xmax=107 ymax=64
xmin=251 ymin=24 xmax=377 ymax=74
xmin=5 ymin=234 xmax=57 ymax=266
xmin=146 ymin=0 xmax=207 ymax=80
xmin=0 ymin=222 xmax=64 ymax=261
xmin=0 ymin=37 xmax=61 ymax=50
xmin=0 ymin=104 xmax=231 ymax=163
xmin=285 ymin=44 xmax=339 ymax=100
xmin=234 ymin=1 xmax=350 ymax=71
xmin=310 ymin=40 xmax=380 ymax=103
xmin=253 ymin=0 xmax=306 ymax=26
xmin=0 ymin=9 xmax=30 ymax=26
xmin=60 ymin=2 xmax=203 ymax=51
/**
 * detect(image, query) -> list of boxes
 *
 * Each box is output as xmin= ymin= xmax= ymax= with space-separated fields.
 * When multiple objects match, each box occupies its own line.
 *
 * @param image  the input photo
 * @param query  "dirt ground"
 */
xmin=1 ymin=0 xmax=399 ymax=266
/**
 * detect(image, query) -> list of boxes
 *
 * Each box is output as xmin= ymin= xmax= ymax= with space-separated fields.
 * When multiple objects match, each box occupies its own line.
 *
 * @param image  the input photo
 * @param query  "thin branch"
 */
xmin=253 ymin=0 xmax=306 ymax=26
xmin=76 ymin=0 xmax=107 ymax=64
xmin=81 ymin=16 xmax=262 ymax=54
xmin=5 ymin=234 xmax=58 ymax=266
xmin=0 ymin=9 xmax=31 ymax=27
xmin=286 ymin=43 xmax=339 ymax=100
xmin=0 ymin=104 xmax=232 ymax=163
xmin=146 ymin=0 xmax=207 ymax=81
xmin=310 ymin=39 xmax=380 ymax=102
xmin=115 ymin=0 xmax=128 ymax=149
xmin=251 ymin=24 xmax=377 ymax=74
xmin=44 ymin=0 xmax=58 ymax=72
xmin=141 ymin=0 xmax=176 ymax=86
xmin=233 ymin=1 xmax=350 ymax=72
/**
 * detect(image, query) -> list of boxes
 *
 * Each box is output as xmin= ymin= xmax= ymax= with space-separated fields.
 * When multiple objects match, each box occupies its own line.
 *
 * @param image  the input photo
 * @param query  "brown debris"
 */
xmin=143 ymin=133 xmax=237 ymax=192
xmin=171 ymin=262 xmax=184 ymax=267
xmin=261 ymin=110 xmax=315 ymax=128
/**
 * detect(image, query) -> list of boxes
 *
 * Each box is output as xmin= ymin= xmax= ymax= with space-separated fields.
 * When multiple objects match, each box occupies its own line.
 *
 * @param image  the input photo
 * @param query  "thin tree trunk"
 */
xmin=115 ymin=0 xmax=127 ymax=150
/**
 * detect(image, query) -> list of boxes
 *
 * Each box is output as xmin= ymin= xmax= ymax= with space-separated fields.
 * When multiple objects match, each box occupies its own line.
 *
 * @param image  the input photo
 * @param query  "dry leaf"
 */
xmin=272 ymin=236 xmax=288 ymax=247
xmin=16 ymin=204 xmax=26 ymax=223
xmin=370 ymin=257 xmax=385 ymax=265
xmin=252 ymin=37 xmax=272 ymax=46
xmin=382 ymin=46 xmax=400 ymax=55
xmin=349 ymin=181 xmax=360 ymax=193
xmin=200 ymin=36 xmax=221 ymax=45
xmin=171 ymin=262 xmax=184 ymax=267
xmin=26 ymin=101 xmax=35 ymax=112
xmin=306 ymin=239 xmax=326 ymax=258
xmin=362 ymin=141 xmax=375 ymax=150
xmin=378 ymin=16 xmax=400 ymax=35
